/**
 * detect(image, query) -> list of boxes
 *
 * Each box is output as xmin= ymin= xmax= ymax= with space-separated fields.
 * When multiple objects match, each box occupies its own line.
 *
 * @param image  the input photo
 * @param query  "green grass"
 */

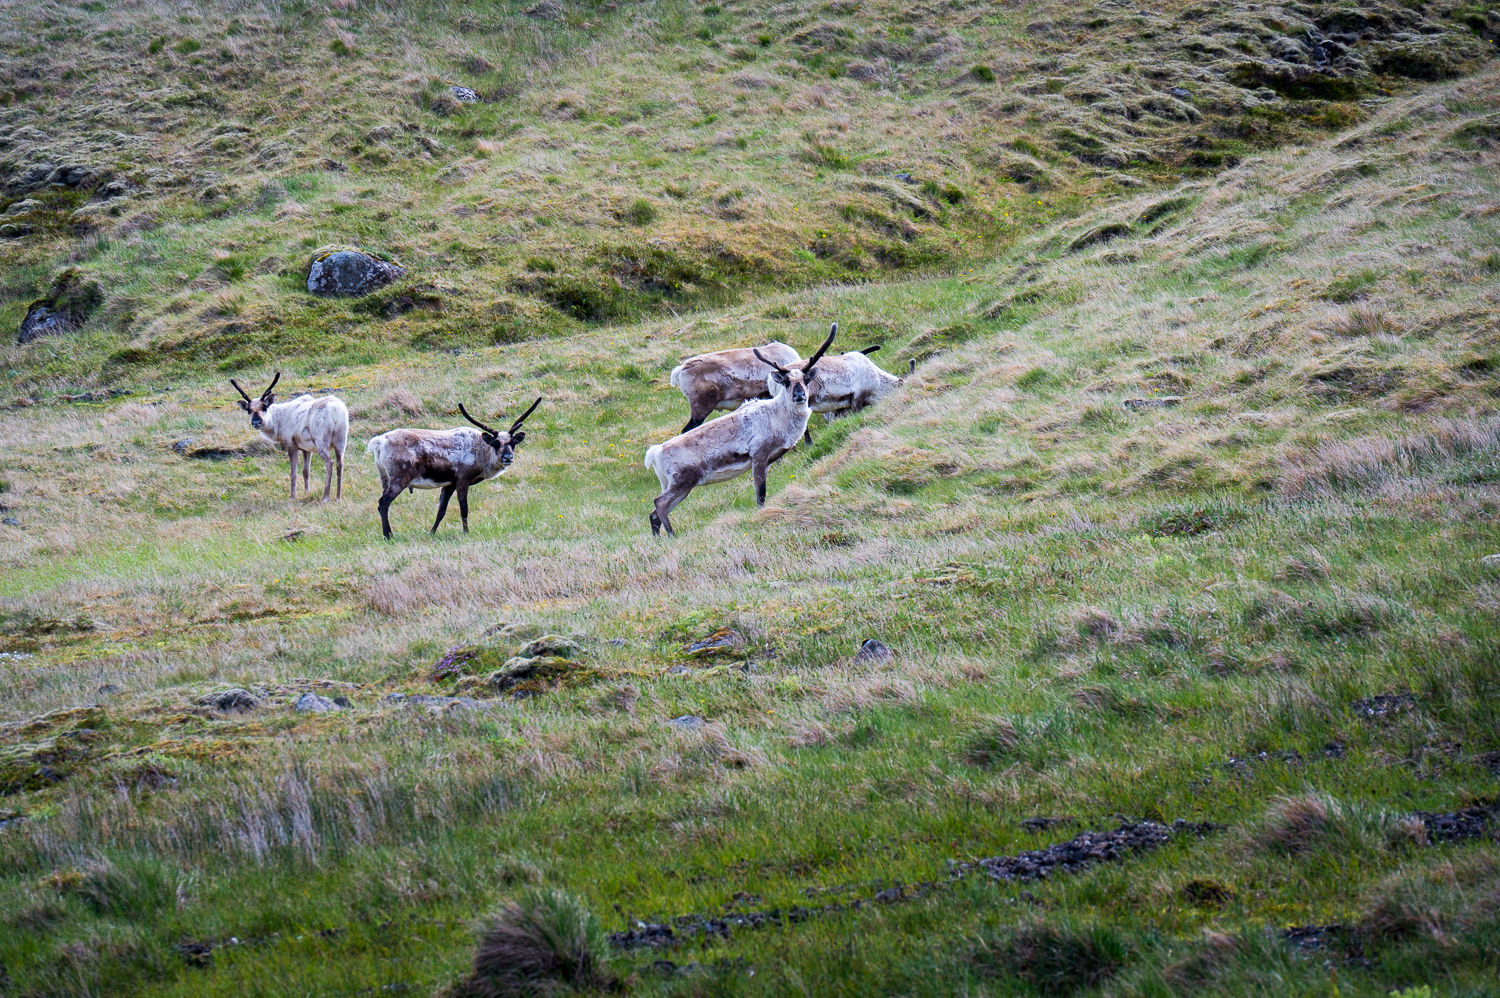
xmin=2 ymin=4 xmax=1500 ymax=997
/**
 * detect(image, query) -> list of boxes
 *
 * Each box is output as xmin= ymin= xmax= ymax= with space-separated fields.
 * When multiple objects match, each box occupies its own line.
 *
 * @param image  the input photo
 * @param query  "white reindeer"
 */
xmin=229 ymin=372 xmax=349 ymax=501
xmin=804 ymin=344 xmax=914 ymax=424
xmin=644 ymin=326 xmax=835 ymax=535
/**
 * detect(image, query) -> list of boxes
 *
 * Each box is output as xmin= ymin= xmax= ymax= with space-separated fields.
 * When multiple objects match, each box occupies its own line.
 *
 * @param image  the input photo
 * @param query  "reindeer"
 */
xmin=644 ymin=327 xmax=835 ymax=535
xmin=669 ymin=339 xmax=802 ymax=434
xmin=365 ymin=397 xmax=541 ymax=539
xmin=229 ymin=372 xmax=349 ymax=501
xmin=803 ymin=345 xmax=915 ymax=426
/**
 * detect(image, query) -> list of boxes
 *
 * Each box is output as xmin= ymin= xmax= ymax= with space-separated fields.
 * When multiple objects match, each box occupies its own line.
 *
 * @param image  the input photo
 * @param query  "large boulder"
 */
xmin=306 ymin=249 xmax=406 ymax=298
xmin=17 ymin=268 xmax=103 ymax=345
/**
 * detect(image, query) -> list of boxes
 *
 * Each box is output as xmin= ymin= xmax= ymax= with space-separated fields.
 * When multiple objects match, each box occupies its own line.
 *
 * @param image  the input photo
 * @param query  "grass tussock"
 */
xmin=973 ymin=919 xmax=1129 ymax=996
xmin=445 ymin=889 xmax=616 ymax=998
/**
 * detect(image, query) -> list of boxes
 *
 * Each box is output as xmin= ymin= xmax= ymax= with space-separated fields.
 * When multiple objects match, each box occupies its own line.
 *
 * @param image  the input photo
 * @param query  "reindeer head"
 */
xmin=229 ymin=372 xmax=281 ymax=429
xmin=755 ymin=323 xmax=836 ymax=405
xmin=459 ymin=397 xmax=543 ymax=468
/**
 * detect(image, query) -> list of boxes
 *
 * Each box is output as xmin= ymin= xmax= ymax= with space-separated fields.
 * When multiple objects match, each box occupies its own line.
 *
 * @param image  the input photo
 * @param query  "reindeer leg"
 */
xmin=288 ymin=450 xmax=297 ymax=499
xmin=335 ymin=446 xmax=344 ymax=501
xmin=301 ymin=451 xmax=310 ymax=491
xmin=653 ymin=475 xmax=697 ymax=536
xmin=322 ymin=448 xmax=334 ymax=501
xmin=458 ymin=485 xmax=470 ymax=533
xmin=682 ymin=398 xmax=713 ymax=434
xmin=431 ymin=485 xmax=455 ymax=534
xmin=378 ymin=486 xmax=400 ymax=539
xmin=803 ymin=428 xmax=813 ymax=446
xmin=752 ymin=458 xmax=770 ymax=507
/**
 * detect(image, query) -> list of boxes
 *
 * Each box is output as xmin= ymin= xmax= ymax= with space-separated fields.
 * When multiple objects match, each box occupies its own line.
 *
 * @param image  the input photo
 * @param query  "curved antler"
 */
xmin=508 ymin=396 xmax=543 ymax=435
xmin=803 ymin=322 xmax=837 ymax=375
xmin=752 ymin=348 xmax=788 ymax=375
xmin=229 ymin=378 xmax=253 ymax=402
xmin=861 ymin=344 xmax=881 ymax=355
xmin=458 ymin=403 xmax=498 ymax=435
xmin=260 ymin=371 xmax=281 ymax=400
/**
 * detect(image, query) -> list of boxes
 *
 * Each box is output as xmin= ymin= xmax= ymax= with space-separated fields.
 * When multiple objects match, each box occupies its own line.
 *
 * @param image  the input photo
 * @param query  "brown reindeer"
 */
xmin=365 ymin=397 xmax=541 ymax=539
xmin=668 ymin=340 xmax=802 ymax=433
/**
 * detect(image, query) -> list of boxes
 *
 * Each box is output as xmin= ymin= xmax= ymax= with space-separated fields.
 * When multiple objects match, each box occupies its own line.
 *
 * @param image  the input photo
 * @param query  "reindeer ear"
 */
xmin=482 ymin=432 xmax=500 ymax=449
xmin=238 ymin=399 xmax=251 ymax=411
xmin=510 ymin=430 xmax=526 ymax=445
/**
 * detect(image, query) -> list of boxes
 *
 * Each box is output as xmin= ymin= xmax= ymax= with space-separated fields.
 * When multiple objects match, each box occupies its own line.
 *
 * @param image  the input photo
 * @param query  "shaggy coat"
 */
xmin=365 ymin=398 xmax=540 ymax=539
xmin=669 ymin=340 xmax=801 ymax=433
xmin=805 ymin=346 xmax=911 ymax=417
xmin=645 ymin=327 xmax=835 ymax=535
xmin=230 ymin=373 xmax=349 ymax=500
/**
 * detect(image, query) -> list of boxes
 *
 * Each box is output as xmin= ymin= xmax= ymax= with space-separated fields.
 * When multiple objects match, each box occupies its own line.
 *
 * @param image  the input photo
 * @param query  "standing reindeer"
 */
xmin=644 ymin=326 xmax=835 ymax=535
xmin=365 ymin=397 xmax=542 ymax=539
xmin=230 ymin=372 xmax=349 ymax=501
xmin=669 ymin=340 xmax=802 ymax=434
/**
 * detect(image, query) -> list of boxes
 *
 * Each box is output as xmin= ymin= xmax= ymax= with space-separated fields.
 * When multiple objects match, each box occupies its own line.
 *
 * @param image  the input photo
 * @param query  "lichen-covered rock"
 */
xmin=17 ymin=268 xmax=103 ymax=345
xmin=293 ymin=692 xmax=341 ymax=712
xmin=3 ymin=199 xmax=43 ymax=216
xmin=198 ymin=689 xmax=259 ymax=713
xmin=305 ymin=249 xmax=406 ymax=298
xmin=520 ymin=634 xmax=583 ymax=659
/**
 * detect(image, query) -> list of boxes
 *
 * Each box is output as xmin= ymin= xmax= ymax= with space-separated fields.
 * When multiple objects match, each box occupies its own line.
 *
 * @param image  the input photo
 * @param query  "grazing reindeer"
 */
xmin=669 ymin=340 xmax=802 ymax=434
xmin=804 ymin=344 xmax=914 ymax=428
xmin=365 ymin=397 xmax=541 ymax=539
xmin=644 ymin=327 xmax=835 ymax=535
xmin=230 ymin=372 xmax=349 ymax=501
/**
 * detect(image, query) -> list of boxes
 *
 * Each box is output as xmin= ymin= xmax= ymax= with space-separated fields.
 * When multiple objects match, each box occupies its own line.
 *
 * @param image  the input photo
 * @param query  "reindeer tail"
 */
xmin=669 ymin=365 xmax=685 ymax=389
xmin=644 ymin=443 xmax=663 ymax=473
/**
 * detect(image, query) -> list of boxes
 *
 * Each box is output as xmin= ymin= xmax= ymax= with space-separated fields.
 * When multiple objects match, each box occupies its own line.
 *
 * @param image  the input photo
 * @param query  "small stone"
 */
xmin=1480 ymin=553 xmax=1500 ymax=566
xmin=894 ymin=172 xmax=914 ymax=183
xmin=172 ymin=439 xmax=193 ymax=454
xmin=608 ymin=638 xmax=628 ymax=647
xmin=3 ymin=199 xmax=43 ymax=216
xmin=199 ymin=688 xmax=259 ymax=713
xmin=305 ymin=250 xmax=406 ymax=298
xmin=293 ymin=692 xmax=340 ymax=712
xmin=450 ymin=85 xmax=479 ymax=103
xmin=1122 ymin=396 xmax=1184 ymax=411
xmin=18 ymin=304 xmax=77 ymax=345
xmin=1169 ymin=86 xmax=1192 ymax=98
xmin=2 ymin=517 xmax=19 ymax=527
xmin=666 ymin=665 xmax=693 ymax=676
xmin=667 ymin=715 xmax=705 ymax=730
xmin=683 ymin=628 xmax=742 ymax=657
xmin=853 ymin=638 xmax=894 ymax=663
xmin=96 ymin=684 xmax=124 ymax=695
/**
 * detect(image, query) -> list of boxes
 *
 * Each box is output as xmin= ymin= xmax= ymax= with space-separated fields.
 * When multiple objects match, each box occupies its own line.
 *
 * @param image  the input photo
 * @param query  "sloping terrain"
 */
xmin=1 ymin=0 xmax=1494 ymax=374
xmin=1 ymin=1 xmax=1500 ymax=997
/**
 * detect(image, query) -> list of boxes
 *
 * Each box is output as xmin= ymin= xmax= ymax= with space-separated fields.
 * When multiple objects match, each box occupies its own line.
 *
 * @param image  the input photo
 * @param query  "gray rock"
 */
xmin=667 ymin=715 xmax=705 ymax=730
xmin=4 ymin=199 xmax=43 ymax=216
xmin=172 ymin=439 xmax=194 ymax=454
xmin=1169 ymin=86 xmax=1192 ymax=99
xmin=1123 ymin=396 xmax=1184 ymax=411
xmin=18 ymin=303 xmax=76 ymax=344
xmin=384 ymin=692 xmax=491 ymax=710
xmin=1 ymin=517 xmax=19 ymax=527
xmin=305 ymin=250 xmax=406 ymax=298
xmin=853 ymin=638 xmax=894 ymax=664
xmin=608 ymin=638 xmax=628 ymax=647
xmin=450 ymin=86 xmax=479 ymax=103
xmin=200 ymin=688 xmax=259 ymax=713
xmin=1480 ymin=554 xmax=1500 ymax=566
xmin=521 ymin=634 xmax=583 ymax=659
xmin=96 ymin=684 xmax=124 ymax=695
xmin=0 ymin=223 xmax=31 ymax=238
xmin=293 ymin=692 xmax=340 ymax=712
xmin=683 ymin=628 xmax=742 ymax=656
xmin=666 ymin=665 xmax=693 ymax=676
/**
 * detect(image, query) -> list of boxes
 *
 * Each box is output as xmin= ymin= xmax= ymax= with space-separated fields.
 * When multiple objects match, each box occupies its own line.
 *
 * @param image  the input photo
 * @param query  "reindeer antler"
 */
xmin=861 ymin=344 xmax=881 ymax=355
xmin=260 ymin=371 xmax=281 ymax=400
xmin=458 ymin=403 xmax=498 ymax=435
xmin=753 ymin=348 xmax=788 ymax=375
xmin=508 ymin=396 xmax=543 ymax=435
xmin=803 ymin=322 xmax=837 ymax=376
xmin=229 ymin=378 xmax=253 ymax=402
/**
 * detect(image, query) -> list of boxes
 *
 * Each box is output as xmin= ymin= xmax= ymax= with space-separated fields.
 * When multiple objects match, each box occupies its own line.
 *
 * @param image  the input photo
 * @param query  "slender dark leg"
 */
xmin=288 ymin=451 xmax=297 ymax=499
xmin=378 ymin=488 xmax=400 ymax=539
xmin=335 ymin=447 xmax=343 ymax=500
xmin=431 ymin=485 xmax=455 ymax=533
xmin=457 ymin=486 xmax=470 ymax=533
xmin=653 ymin=479 xmax=696 ymax=536
xmin=322 ymin=449 xmax=334 ymax=500
xmin=802 ymin=428 xmax=812 ymax=445
xmin=301 ymin=451 xmax=310 ymax=490
xmin=752 ymin=459 xmax=769 ymax=506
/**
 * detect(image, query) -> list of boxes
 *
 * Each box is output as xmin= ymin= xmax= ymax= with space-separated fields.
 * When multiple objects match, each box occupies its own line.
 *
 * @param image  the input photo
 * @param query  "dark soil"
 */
xmin=1415 ymin=802 xmax=1498 ymax=842
xmin=961 ymin=820 xmax=1221 ymax=882
xmin=1350 ymin=692 xmax=1416 ymax=719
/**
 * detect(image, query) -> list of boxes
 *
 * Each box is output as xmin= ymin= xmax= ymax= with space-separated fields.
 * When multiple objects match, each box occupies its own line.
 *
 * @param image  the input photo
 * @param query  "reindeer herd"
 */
xmin=227 ymin=322 xmax=908 ymax=538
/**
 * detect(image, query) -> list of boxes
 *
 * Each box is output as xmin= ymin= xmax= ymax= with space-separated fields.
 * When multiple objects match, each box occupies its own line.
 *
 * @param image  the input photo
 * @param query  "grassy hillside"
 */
xmin=2 ymin=1 xmax=1500 ymax=996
